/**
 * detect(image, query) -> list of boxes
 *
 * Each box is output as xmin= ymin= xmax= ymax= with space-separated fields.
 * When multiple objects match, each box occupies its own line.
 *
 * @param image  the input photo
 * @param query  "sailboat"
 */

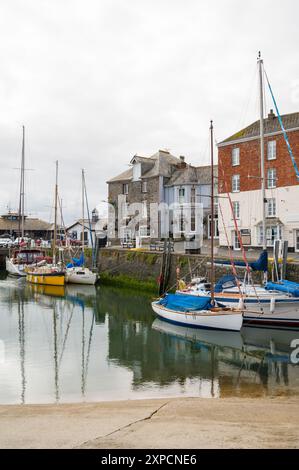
xmin=65 ymin=170 xmax=98 ymax=285
xmin=26 ymin=161 xmax=65 ymax=287
xmin=6 ymin=126 xmax=51 ymax=276
xmin=177 ymin=53 xmax=299 ymax=327
xmin=152 ymin=121 xmax=244 ymax=332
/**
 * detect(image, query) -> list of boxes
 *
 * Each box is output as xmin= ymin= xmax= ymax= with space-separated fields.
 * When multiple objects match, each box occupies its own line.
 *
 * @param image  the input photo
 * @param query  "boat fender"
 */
xmin=270 ymin=297 xmax=275 ymax=314
xmin=237 ymin=297 xmax=244 ymax=310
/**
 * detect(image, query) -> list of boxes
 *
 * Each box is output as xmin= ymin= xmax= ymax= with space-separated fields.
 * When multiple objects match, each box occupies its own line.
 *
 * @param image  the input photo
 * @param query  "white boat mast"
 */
xmin=53 ymin=161 xmax=58 ymax=265
xmin=81 ymin=168 xmax=85 ymax=265
xmin=18 ymin=125 xmax=25 ymax=238
xmin=258 ymin=52 xmax=267 ymax=251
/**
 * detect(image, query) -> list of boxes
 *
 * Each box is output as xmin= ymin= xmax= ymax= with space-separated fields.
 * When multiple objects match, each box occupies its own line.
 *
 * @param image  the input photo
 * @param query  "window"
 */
xmin=233 ymin=201 xmax=240 ymax=219
xmin=232 ymin=148 xmax=240 ymax=166
xmin=267 ymin=168 xmax=277 ymax=188
xmin=259 ymin=225 xmax=281 ymax=247
xmin=296 ymin=230 xmax=299 ymax=252
xmin=120 ymin=227 xmax=131 ymax=241
xmin=141 ymin=181 xmax=147 ymax=193
xmin=178 ymin=188 xmax=185 ymax=204
xmin=267 ymin=198 xmax=276 ymax=217
xmin=233 ymin=231 xmax=240 ymax=250
xmin=267 ymin=140 xmax=276 ymax=160
xmin=133 ymin=163 xmax=141 ymax=181
xmin=123 ymin=183 xmax=128 ymax=195
xmin=208 ymin=215 xmax=219 ymax=239
xmin=191 ymin=187 xmax=196 ymax=205
xmin=71 ymin=231 xmax=77 ymax=240
xmin=232 ymin=174 xmax=240 ymax=192
xmin=139 ymin=225 xmax=149 ymax=238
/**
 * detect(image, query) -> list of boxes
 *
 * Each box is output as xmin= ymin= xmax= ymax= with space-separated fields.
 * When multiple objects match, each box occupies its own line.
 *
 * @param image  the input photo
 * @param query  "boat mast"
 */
xmin=258 ymin=52 xmax=267 ymax=251
xmin=18 ymin=125 xmax=25 ymax=238
xmin=82 ymin=169 xmax=85 ymax=265
xmin=53 ymin=161 xmax=58 ymax=265
xmin=210 ymin=120 xmax=215 ymax=305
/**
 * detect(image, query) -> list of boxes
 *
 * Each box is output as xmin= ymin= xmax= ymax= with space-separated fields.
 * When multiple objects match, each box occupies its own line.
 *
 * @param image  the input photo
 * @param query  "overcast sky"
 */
xmin=0 ymin=0 xmax=298 ymax=224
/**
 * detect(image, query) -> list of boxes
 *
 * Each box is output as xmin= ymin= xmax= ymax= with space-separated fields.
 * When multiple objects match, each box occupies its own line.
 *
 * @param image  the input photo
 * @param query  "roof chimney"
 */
xmin=180 ymin=156 xmax=185 ymax=162
xmin=268 ymin=109 xmax=275 ymax=119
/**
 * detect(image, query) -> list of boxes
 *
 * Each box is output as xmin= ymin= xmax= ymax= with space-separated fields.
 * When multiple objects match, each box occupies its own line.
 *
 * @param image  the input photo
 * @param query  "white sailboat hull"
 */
xmin=5 ymin=258 xmax=27 ymax=277
xmin=178 ymin=289 xmax=299 ymax=327
xmin=152 ymin=302 xmax=243 ymax=331
xmin=65 ymin=267 xmax=98 ymax=285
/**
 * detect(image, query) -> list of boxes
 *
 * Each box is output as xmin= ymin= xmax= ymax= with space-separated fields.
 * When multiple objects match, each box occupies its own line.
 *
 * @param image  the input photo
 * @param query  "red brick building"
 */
xmin=217 ymin=110 xmax=299 ymax=251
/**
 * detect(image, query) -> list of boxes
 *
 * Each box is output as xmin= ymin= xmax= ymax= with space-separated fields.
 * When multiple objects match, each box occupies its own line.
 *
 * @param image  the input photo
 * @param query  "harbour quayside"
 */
xmin=176 ymin=54 xmax=299 ymax=328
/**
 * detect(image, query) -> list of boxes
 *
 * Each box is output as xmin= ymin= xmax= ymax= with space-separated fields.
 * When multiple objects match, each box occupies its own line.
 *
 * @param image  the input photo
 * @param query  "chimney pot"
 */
xmin=268 ymin=109 xmax=275 ymax=119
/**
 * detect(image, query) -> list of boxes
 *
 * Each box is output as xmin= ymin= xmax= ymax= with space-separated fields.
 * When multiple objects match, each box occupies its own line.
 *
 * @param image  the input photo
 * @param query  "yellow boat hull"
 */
xmin=26 ymin=272 xmax=65 ymax=286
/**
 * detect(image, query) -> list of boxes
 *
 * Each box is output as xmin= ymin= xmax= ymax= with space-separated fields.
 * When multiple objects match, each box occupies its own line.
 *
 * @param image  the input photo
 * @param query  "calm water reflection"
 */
xmin=0 ymin=273 xmax=299 ymax=404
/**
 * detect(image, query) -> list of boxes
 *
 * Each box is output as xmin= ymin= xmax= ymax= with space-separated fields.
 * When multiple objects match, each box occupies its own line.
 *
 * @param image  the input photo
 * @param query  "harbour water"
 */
xmin=0 ymin=272 xmax=299 ymax=405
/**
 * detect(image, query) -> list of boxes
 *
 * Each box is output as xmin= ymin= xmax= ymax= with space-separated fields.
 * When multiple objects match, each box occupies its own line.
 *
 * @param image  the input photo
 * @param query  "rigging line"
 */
xmin=218 ymin=201 xmax=244 ymax=300
xmin=58 ymin=306 xmax=75 ymax=369
xmin=219 ymin=165 xmax=263 ymax=309
xmin=235 ymin=66 xmax=258 ymax=133
xmin=264 ymin=69 xmax=299 ymax=180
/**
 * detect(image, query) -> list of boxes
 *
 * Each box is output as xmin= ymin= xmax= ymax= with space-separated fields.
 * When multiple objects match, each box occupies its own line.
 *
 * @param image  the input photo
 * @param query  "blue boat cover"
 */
xmin=215 ymin=275 xmax=238 ymax=293
xmin=265 ymin=279 xmax=299 ymax=297
xmin=66 ymin=253 xmax=85 ymax=268
xmin=158 ymin=293 xmax=213 ymax=312
xmin=215 ymin=250 xmax=268 ymax=272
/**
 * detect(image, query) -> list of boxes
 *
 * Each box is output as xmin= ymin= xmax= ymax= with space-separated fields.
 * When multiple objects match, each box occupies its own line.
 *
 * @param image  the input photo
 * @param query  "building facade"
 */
xmin=218 ymin=110 xmax=299 ymax=251
xmin=107 ymin=149 xmax=216 ymax=244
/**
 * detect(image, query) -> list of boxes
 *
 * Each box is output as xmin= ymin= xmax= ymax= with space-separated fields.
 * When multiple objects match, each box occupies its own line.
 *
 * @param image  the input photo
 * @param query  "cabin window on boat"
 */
xmin=232 ymin=174 xmax=240 ymax=192
xmin=232 ymin=148 xmax=240 ymax=166
xmin=122 ymin=183 xmax=129 ymax=195
xmin=267 ymin=140 xmax=276 ymax=160
xmin=267 ymin=168 xmax=277 ymax=188
xmin=233 ymin=201 xmax=240 ymax=219
xmin=267 ymin=198 xmax=276 ymax=217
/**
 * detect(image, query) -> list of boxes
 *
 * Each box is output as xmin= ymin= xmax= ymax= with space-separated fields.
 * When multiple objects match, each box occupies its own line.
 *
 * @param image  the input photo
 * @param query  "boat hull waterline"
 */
xmin=151 ymin=302 xmax=243 ymax=332
xmin=26 ymin=272 xmax=65 ymax=286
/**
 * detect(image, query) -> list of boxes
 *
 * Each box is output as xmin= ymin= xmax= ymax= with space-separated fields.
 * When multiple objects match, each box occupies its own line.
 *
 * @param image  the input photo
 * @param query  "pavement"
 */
xmin=1 ymin=397 xmax=299 ymax=449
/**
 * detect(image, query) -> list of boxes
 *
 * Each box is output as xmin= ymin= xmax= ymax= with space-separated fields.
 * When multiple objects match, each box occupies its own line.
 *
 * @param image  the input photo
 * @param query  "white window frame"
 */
xmin=267 ymin=198 xmax=276 ymax=217
xmin=232 ymin=230 xmax=241 ymax=250
xmin=139 ymin=225 xmax=149 ymax=238
xmin=232 ymin=174 xmax=240 ymax=193
xmin=120 ymin=227 xmax=132 ymax=241
xmin=233 ymin=201 xmax=240 ymax=219
xmin=232 ymin=148 xmax=240 ymax=166
xmin=141 ymin=180 xmax=147 ymax=193
xmin=132 ymin=163 xmax=141 ymax=181
xmin=123 ymin=183 xmax=129 ymax=195
xmin=267 ymin=140 xmax=276 ymax=160
xmin=267 ymin=168 xmax=277 ymax=189
xmin=178 ymin=188 xmax=185 ymax=204
xmin=208 ymin=215 xmax=219 ymax=239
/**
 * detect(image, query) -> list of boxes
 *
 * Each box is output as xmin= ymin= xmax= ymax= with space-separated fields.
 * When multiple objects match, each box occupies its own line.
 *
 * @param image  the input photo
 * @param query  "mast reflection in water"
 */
xmin=0 ymin=274 xmax=298 ymax=404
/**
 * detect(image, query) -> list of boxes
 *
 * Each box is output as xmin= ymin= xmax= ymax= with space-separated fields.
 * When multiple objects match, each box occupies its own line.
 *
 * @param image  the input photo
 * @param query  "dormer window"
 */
xmin=133 ymin=162 xmax=141 ymax=181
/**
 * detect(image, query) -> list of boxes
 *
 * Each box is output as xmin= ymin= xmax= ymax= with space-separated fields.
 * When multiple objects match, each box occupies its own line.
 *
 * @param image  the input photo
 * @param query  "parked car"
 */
xmin=0 ymin=237 xmax=13 ymax=248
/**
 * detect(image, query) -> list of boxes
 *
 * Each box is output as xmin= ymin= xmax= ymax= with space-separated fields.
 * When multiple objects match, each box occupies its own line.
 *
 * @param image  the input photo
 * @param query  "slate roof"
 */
xmin=107 ymin=150 xmax=182 ymax=183
xmin=0 ymin=217 xmax=52 ymax=232
xmin=219 ymin=111 xmax=299 ymax=145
